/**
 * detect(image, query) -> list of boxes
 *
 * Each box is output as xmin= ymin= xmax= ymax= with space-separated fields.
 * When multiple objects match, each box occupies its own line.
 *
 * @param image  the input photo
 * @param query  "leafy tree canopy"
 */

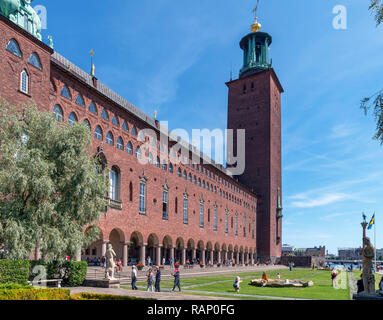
xmin=0 ymin=100 xmax=108 ymax=260
xmin=361 ymin=1 xmax=383 ymax=143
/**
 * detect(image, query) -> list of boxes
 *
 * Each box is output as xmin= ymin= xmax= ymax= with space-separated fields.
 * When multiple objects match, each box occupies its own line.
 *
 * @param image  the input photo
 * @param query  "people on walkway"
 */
xmin=233 ymin=276 xmax=242 ymax=293
xmin=331 ymin=268 xmax=338 ymax=287
xmin=147 ymin=268 xmax=154 ymax=292
xmin=170 ymin=268 xmax=181 ymax=292
xmin=131 ymin=266 xmax=138 ymax=290
xmin=147 ymin=256 xmax=152 ymax=266
xmin=155 ymin=266 xmax=161 ymax=292
xmin=170 ymin=258 xmax=174 ymax=269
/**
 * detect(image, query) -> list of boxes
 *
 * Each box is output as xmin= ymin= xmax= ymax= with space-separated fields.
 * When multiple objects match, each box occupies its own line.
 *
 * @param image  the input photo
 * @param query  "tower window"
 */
xmin=94 ymin=126 xmax=103 ymax=140
xmin=61 ymin=85 xmax=72 ymax=100
xmin=106 ymin=132 xmax=114 ymax=145
xmin=139 ymin=181 xmax=146 ymax=214
xmin=68 ymin=112 xmax=78 ymax=125
xmin=75 ymin=94 xmax=85 ymax=106
xmin=6 ymin=39 xmax=22 ymax=58
xmin=162 ymin=190 xmax=168 ymax=220
xmin=89 ymin=102 xmax=97 ymax=114
xmin=117 ymin=137 xmax=124 ymax=151
xmin=28 ymin=53 xmax=42 ymax=70
xmin=53 ymin=105 xmax=63 ymax=122
xmin=127 ymin=142 xmax=133 ymax=154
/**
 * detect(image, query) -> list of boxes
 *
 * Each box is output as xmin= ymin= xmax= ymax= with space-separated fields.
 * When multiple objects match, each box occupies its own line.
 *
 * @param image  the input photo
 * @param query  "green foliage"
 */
xmin=369 ymin=0 xmax=383 ymax=26
xmin=361 ymin=90 xmax=383 ymax=144
xmin=70 ymin=292 xmax=154 ymax=300
xmin=0 ymin=288 xmax=70 ymax=300
xmin=29 ymin=260 xmax=87 ymax=286
xmin=0 ymin=260 xmax=29 ymax=285
xmin=0 ymin=100 xmax=109 ymax=260
xmin=0 ymin=283 xmax=30 ymax=289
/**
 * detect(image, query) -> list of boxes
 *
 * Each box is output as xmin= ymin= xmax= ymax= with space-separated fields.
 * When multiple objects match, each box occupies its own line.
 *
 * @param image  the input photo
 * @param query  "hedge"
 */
xmin=0 ymin=288 xmax=70 ymax=300
xmin=0 ymin=260 xmax=30 ymax=285
xmin=29 ymin=260 xmax=87 ymax=286
xmin=70 ymin=292 xmax=155 ymax=301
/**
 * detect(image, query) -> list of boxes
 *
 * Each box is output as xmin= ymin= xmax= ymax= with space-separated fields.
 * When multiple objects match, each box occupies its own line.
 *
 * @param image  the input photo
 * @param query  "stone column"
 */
xmin=123 ymin=242 xmax=128 ymax=268
xmin=182 ymin=248 xmax=186 ymax=265
xmin=236 ymin=252 xmax=239 ymax=264
xmin=241 ymin=252 xmax=245 ymax=265
xmin=210 ymin=251 xmax=214 ymax=264
xmin=156 ymin=246 xmax=162 ymax=266
xmin=140 ymin=244 xmax=146 ymax=265
xmin=218 ymin=251 xmax=221 ymax=264
xmin=250 ymin=253 xmax=254 ymax=265
xmin=202 ymin=249 xmax=206 ymax=264
xmin=170 ymin=246 xmax=174 ymax=260
xmin=192 ymin=248 xmax=196 ymax=260
xmin=224 ymin=251 xmax=228 ymax=262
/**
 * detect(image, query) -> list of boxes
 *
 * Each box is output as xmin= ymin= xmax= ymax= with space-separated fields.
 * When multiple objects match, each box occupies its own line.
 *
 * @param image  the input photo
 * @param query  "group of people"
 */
xmin=130 ymin=265 xmax=182 ymax=293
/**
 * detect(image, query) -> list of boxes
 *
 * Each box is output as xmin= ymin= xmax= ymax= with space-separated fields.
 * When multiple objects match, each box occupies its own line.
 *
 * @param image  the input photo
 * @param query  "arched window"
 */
xmin=6 ymin=39 xmax=22 ymax=57
xmin=207 ymin=182 xmax=210 ymax=190
xmin=183 ymin=170 xmax=187 ymax=180
xmin=122 ymin=121 xmax=129 ymax=132
xmin=89 ymin=102 xmax=97 ymax=114
xmin=162 ymin=161 xmax=167 ymax=171
xmin=112 ymin=115 xmax=119 ymax=126
xmin=20 ymin=70 xmax=29 ymax=94
xmin=135 ymin=146 xmax=141 ymax=159
xmin=68 ymin=112 xmax=78 ymax=125
xmin=53 ymin=105 xmax=63 ymax=122
xmin=200 ymin=202 xmax=204 ymax=228
xmin=131 ymin=127 xmax=137 ymax=136
xmin=109 ymin=167 xmax=120 ymax=201
xmin=177 ymin=168 xmax=182 ymax=177
xmin=202 ymin=181 xmax=205 ymax=188
xmin=106 ymin=131 xmax=114 ymax=145
xmin=193 ymin=176 xmax=196 ymax=184
xmin=127 ymin=142 xmax=133 ymax=154
xmin=188 ymin=173 xmax=192 ymax=182
xmin=61 ymin=85 xmax=71 ymax=99
xmin=117 ymin=137 xmax=124 ymax=150
xmin=101 ymin=109 xmax=109 ymax=120
xmin=95 ymin=126 xmax=103 ymax=140
xmin=155 ymin=157 xmax=160 ymax=168
xmin=75 ymin=94 xmax=85 ymax=106
xmin=183 ymin=196 xmax=188 ymax=224
xmin=83 ymin=119 xmax=91 ymax=130
xmin=28 ymin=52 xmax=42 ymax=70
xmin=225 ymin=211 xmax=228 ymax=233
xmin=168 ymin=163 xmax=173 ymax=173
xmin=175 ymin=197 xmax=178 ymax=214
xmin=198 ymin=178 xmax=201 ymax=187
xmin=148 ymin=152 xmax=153 ymax=164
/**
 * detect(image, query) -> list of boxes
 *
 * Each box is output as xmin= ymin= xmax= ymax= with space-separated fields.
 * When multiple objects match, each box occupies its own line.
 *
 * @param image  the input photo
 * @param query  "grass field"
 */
xmin=127 ymin=268 xmax=351 ymax=300
xmin=352 ymin=270 xmax=382 ymax=290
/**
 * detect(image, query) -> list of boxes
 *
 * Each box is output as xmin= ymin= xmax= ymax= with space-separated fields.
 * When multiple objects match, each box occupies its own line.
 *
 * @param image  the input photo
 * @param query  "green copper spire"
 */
xmin=239 ymin=10 xmax=272 ymax=78
xmin=0 ymin=0 xmax=42 ymax=40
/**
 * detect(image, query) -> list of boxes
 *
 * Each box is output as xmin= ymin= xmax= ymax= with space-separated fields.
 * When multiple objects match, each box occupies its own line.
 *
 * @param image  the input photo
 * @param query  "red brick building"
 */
xmin=0 ymin=5 xmax=282 ymax=265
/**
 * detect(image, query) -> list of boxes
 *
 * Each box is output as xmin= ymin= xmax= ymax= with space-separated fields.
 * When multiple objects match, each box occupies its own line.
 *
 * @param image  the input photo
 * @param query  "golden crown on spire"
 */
xmin=251 ymin=0 xmax=262 ymax=32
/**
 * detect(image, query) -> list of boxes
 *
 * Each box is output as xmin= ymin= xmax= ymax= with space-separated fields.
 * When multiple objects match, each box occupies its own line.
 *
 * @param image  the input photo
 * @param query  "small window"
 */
xmin=61 ymin=85 xmax=71 ymax=99
xmin=183 ymin=171 xmax=187 ymax=180
xmin=135 ymin=147 xmax=141 ymax=159
xmin=28 ymin=53 xmax=42 ymax=70
xmin=162 ymin=190 xmax=168 ymax=220
xmin=53 ymin=105 xmax=63 ymax=122
xmin=68 ymin=112 xmax=78 ymax=125
xmin=112 ymin=115 xmax=119 ymax=126
xmin=83 ymin=119 xmax=91 ymax=130
xmin=168 ymin=163 xmax=173 ymax=173
xmin=6 ymin=39 xmax=22 ymax=58
xmin=20 ymin=70 xmax=29 ymax=94
xmin=177 ymin=168 xmax=182 ymax=177
xmin=117 ymin=137 xmax=124 ymax=150
xmin=188 ymin=173 xmax=192 ymax=182
xmin=95 ymin=126 xmax=103 ymax=140
xmin=155 ymin=157 xmax=160 ymax=168
xmin=106 ymin=132 xmax=114 ymax=145
xmin=101 ymin=109 xmax=109 ymax=120
xmin=89 ymin=102 xmax=97 ymax=114
xmin=127 ymin=142 xmax=133 ymax=154
xmin=131 ymin=127 xmax=137 ymax=136
xmin=75 ymin=94 xmax=85 ymax=106
xmin=122 ymin=121 xmax=129 ymax=131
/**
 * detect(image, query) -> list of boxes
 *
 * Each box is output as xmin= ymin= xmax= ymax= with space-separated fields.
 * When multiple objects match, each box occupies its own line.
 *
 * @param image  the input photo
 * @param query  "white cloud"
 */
xmin=289 ymin=193 xmax=351 ymax=208
xmin=330 ymin=123 xmax=358 ymax=139
xmin=319 ymin=213 xmax=346 ymax=221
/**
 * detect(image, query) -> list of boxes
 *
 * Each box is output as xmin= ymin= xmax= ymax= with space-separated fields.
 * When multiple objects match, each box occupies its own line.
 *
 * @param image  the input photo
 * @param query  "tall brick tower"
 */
xmin=226 ymin=14 xmax=283 ymax=262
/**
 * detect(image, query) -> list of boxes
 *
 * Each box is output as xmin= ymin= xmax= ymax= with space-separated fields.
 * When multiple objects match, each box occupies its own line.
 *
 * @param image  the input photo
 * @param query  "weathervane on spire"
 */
xmin=252 ymin=0 xmax=260 ymax=17
xmin=251 ymin=0 xmax=262 ymax=33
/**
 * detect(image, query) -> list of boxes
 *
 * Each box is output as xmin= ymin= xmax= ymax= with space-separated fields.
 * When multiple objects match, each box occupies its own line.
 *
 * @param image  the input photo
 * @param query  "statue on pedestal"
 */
xmin=105 ymin=243 xmax=117 ymax=280
xmin=360 ymin=237 xmax=375 ymax=294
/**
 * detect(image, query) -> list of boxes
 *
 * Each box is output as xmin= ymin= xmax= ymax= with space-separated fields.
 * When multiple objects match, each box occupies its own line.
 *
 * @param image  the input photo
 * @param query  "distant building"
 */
xmin=338 ymin=248 xmax=362 ymax=260
xmin=305 ymin=246 xmax=326 ymax=257
xmin=282 ymin=244 xmax=294 ymax=256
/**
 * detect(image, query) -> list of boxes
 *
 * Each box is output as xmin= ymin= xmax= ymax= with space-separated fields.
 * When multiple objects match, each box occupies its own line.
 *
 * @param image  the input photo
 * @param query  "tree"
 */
xmin=361 ymin=1 xmax=383 ymax=143
xmin=0 ymin=100 xmax=109 ymax=260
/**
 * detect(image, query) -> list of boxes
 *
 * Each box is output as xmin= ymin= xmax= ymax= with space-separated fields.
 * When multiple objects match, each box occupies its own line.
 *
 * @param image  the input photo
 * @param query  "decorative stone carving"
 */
xmin=360 ymin=237 xmax=375 ymax=294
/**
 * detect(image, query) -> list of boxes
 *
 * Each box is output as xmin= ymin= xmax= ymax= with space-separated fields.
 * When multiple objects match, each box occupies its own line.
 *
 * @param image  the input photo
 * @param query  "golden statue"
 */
xmin=251 ymin=0 xmax=262 ymax=33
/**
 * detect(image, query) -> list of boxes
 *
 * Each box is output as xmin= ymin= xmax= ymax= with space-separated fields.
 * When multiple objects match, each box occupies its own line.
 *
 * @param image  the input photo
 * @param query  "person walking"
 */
xmin=147 ymin=268 xmax=154 ymax=292
xmin=331 ymin=268 xmax=338 ymax=287
xmin=170 ymin=257 xmax=174 ymax=269
xmin=162 ymin=257 xmax=165 ymax=266
xmin=131 ymin=266 xmax=138 ymax=290
xmin=170 ymin=268 xmax=181 ymax=292
xmin=101 ymin=256 xmax=106 ymax=269
xmin=155 ymin=266 xmax=161 ymax=292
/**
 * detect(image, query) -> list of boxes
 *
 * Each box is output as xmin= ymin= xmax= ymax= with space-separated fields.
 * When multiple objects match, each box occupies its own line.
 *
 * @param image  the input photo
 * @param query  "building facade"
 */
xmin=0 ymin=3 xmax=283 ymax=265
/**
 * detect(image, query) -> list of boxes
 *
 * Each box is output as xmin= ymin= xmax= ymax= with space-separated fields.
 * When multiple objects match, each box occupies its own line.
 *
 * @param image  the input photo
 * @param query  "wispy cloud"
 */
xmin=319 ymin=213 xmax=346 ymax=221
xmin=330 ymin=123 xmax=359 ymax=139
xmin=289 ymin=193 xmax=351 ymax=208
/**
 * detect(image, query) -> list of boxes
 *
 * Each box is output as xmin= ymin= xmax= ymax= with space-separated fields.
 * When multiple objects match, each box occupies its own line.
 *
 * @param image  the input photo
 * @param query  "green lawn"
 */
xmin=126 ymin=268 xmax=350 ymax=300
xmin=353 ymin=270 xmax=382 ymax=290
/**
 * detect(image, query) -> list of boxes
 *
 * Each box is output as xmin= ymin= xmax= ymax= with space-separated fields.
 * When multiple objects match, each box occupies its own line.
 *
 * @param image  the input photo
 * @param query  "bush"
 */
xmin=0 ymin=260 xmax=30 ymax=285
xmin=0 ymin=288 xmax=70 ymax=300
xmin=29 ymin=260 xmax=87 ymax=287
xmin=0 ymin=283 xmax=30 ymax=290
xmin=70 ymin=292 xmax=154 ymax=301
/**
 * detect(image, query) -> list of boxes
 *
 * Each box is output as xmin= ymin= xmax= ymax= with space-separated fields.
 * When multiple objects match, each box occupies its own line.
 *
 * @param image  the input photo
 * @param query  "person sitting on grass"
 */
xmin=262 ymin=272 xmax=268 ymax=281
xmin=276 ymin=273 xmax=281 ymax=280
xmin=233 ymin=276 xmax=242 ymax=293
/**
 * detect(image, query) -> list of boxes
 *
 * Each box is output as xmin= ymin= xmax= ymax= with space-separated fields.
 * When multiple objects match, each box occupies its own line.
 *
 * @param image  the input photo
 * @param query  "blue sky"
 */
xmin=36 ymin=0 xmax=383 ymax=254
